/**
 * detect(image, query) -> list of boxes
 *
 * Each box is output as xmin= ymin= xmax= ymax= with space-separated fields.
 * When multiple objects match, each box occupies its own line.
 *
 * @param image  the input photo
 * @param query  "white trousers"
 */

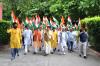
xmin=79 ymin=41 xmax=87 ymax=56
xmin=25 ymin=44 xmax=30 ymax=53
xmin=44 ymin=41 xmax=51 ymax=54
xmin=73 ymin=40 xmax=77 ymax=49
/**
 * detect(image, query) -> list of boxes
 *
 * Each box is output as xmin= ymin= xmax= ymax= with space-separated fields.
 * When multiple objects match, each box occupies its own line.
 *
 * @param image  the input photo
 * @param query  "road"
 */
xmin=0 ymin=46 xmax=100 ymax=66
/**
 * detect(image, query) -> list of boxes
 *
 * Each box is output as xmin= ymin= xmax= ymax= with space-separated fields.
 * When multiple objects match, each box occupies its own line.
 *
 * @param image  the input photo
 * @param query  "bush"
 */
xmin=81 ymin=16 xmax=100 ymax=52
xmin=0 ymin=21 xmax=10 ymax=45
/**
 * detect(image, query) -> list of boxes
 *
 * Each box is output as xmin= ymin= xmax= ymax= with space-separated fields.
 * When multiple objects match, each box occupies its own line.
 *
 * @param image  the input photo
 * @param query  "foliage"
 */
xmin=0 ymin=0 xmax=100 ymax=21
xmin=81 ymin=16 xmax=100 ymax=51
xmin=0 ymin=21 xmax=10 ymax=45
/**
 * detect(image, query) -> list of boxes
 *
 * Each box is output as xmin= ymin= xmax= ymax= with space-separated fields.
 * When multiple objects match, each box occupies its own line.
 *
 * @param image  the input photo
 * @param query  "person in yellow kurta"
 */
xmin=51 ymin=29 xmax=58 ymax=52
xmin=7 ymin=23 xmax=22 ymax=60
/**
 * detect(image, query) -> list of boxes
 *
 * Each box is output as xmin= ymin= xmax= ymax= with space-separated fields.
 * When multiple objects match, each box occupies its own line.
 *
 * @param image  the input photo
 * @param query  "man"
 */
xmin=79 ymin=28 xmax=88 ymax=59
xmin=44 ymin=28 xmax=51 ymax=56
xmin=57 ymin=27 xmax=62 ymax=52
xmin=72 ymin=27 xmax=79 ymax=49
xmin=40 ymin=28 xmax=44 ymax=51
xmin=7 ymin=23 xmax=22 ymax=60
xmin=60 ymin=27 xmax=67 ymax=54
xmin=67 ymin=28 xmax=74 ymax=52
xmin=23 ymin=25 xmax=33 ymax=55
xmin=33 ymin=28 xmax=41 ymax=54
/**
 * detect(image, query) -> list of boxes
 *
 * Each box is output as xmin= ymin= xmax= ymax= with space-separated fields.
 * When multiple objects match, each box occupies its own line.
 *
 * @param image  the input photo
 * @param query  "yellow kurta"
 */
xmin=7 ymin=28 xmax=22 ymax=48
xmin=51 ymin=31 xmax=58 ymax=48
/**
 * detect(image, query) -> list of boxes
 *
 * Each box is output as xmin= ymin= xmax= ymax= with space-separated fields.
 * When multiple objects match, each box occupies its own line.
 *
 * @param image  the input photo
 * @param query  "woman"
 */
xmin=7 ymin=22 xmax=22 ymax=60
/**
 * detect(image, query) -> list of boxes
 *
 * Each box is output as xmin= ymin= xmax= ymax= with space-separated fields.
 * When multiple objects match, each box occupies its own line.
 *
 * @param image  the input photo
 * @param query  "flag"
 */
xmin=43 ymin=16 xmax=50 ymax=26
xmin=29 ymin=19 xmax=33 ymax=29
xmin=15 ymin=17 xmax=21 ymax=28
xmin=23 ymin=17 xmax=29 ymax=26
xmin=52 ymin=16 xmax=59 ymax=26
xmin=67 ymin=16 xmax=72 ymax=29
xmin=32 ymin=16 xmax=36 ymax=29
xmin=11 ymin=10 xmax=14 ymax=22
xmin=60 ymin=16 xmax=65 ymax=26
xmin=74 ymin=23 xmax=78 ymax=30
xmin=78 ymin=18 xmax=81 ymax=30
xmin=50 ymin=18 xmax=57 ymax=28
xmin=11 ymin=10 xmax=16 ymax=23
xmin=37 ymin=15 xmax=41 ymax=28
xmin=26 ymin=17 xmax=30 ymax=24
xmin=35 ymin=15 xmax=41 ymax=28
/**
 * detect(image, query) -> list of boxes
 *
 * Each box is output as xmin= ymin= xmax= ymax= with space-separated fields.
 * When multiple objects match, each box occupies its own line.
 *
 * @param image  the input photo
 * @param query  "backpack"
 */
xmin=80 ymin=32 xmax=88 ymax=42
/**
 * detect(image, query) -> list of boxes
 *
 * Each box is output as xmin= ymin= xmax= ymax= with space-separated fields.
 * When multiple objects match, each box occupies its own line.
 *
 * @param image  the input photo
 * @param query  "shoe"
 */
xmin=70 ymin=50 xmax=74 ymax=52
xmin=39 ymin=48 xmax=41 ymax=51
xmin=44 ymin=54 xmax=48 ymax=56
xmin=51 ymin=52 xmax=54 ymax=54
xmin=53 ymin=48 xmax=56 ymax=52
xmin=33 ymin=52 xmax=36 ymax=54
xmin=17 ymin=54 xmax=19 ymax=56
xmin=24 ymin=53 xmax=27 ymax=55
xmin=84 ymin=56 xmax=87 ymax=59
xmin=58 ymin=49 xmax=60 ymax=52
xmin=28 ymin=50 xmax=30 ymax=52
xmin=11 ymin=57 xmax=15 ymax=61
xmin=79 ymin=54 xmax=81 ymax=57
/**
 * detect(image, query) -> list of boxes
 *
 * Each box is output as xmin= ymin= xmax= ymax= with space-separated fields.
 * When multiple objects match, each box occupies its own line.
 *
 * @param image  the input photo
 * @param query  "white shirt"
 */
xmin=23 ymin=29 xmax=33 ymax=45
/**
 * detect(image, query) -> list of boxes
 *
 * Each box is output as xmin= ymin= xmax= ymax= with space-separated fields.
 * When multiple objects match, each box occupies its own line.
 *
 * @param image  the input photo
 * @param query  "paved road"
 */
xmin=0 ymin=46 xmax=100 ymax=66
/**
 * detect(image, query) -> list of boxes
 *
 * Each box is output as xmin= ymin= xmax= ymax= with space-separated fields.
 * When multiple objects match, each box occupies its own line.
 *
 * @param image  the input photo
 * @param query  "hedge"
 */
xmin=81 ymin=16 xmax=100 ymax=51
xmin=0 ymin=21 xmax=10 ymax=45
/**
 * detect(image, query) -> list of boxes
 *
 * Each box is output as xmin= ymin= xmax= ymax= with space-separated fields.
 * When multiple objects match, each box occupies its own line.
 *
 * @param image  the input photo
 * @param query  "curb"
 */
xmin=89 ymin=48 xmax=100 ymax=57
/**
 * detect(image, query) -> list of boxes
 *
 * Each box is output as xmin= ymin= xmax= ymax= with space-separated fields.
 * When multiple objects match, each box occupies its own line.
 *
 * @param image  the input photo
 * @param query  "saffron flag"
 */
xmin=60 ymin=16 xmax=65 ymax=26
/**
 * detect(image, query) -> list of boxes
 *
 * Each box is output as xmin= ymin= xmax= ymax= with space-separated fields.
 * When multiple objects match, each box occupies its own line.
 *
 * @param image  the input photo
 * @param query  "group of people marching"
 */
xmin=7 ymin=22 xmax=88 ymax=61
